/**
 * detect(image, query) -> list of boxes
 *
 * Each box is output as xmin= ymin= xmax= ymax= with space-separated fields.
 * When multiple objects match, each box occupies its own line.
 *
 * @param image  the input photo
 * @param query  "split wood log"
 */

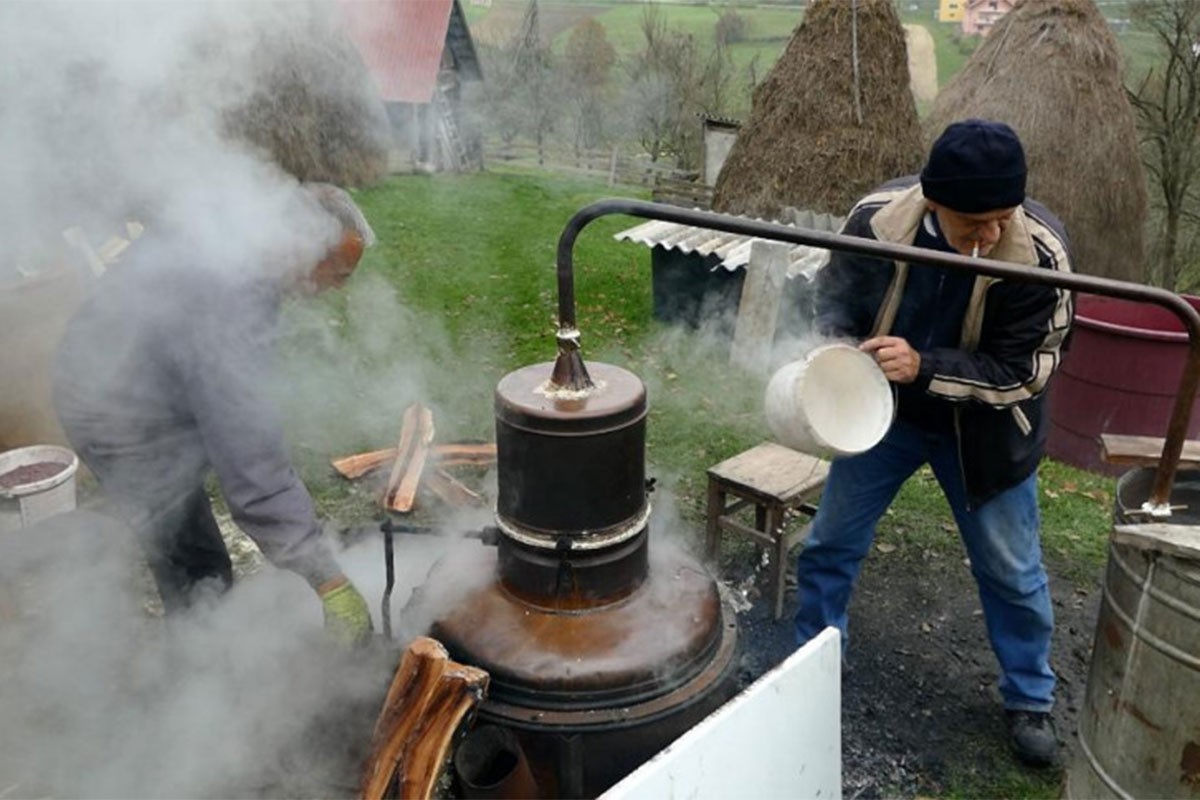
xmin=424 ymin=468 xmax=485 ymax=508
xmin=360 ymin=636 xmax=489 ymax=800
xmin=430 ymin=442 xmax=496 ymax=466
xmin=332 ymin=443 xmax=496 ymax=481
xmin=382 ymin=405 xmax=422 ymax=503
xmin=331 ymin=448 xmax=395 ymax=480
xmin=385 ymin=405 xmax=435 ymax=513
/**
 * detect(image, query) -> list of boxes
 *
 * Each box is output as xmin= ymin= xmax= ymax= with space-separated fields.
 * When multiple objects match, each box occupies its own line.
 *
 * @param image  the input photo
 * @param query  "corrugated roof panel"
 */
xmin=672 ymin=229 xmax=722 ymax=255
xmin=689 ymin=232 xmax=733 ymax=257
xmin=720 ymin=240 xmax=753 ymax=268
xmin=657 ymin=225 xmax=704 ymax=250
xmin=338 ymin=0 xmax=453 ymax=104
xmin=614 ymin=216 xmax=844 ymax=278
xmin=614 ymin=220 xmax=672 ymax=246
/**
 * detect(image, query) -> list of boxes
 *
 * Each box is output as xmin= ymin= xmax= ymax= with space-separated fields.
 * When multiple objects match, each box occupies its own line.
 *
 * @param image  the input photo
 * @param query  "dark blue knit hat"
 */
xmin=920 ymin=119 xmax=1027 ymax=214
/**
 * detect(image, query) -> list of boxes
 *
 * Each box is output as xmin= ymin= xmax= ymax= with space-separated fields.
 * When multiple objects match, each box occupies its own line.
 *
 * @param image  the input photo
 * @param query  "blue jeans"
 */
xmin=795 ymin=419 xmax=1056 ymax=712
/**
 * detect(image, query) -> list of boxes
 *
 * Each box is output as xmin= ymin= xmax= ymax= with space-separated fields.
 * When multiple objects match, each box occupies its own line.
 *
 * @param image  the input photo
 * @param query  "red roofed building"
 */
xmin=338 ymin=0 xmax=483 ymax=171
xmin=962 ymin=0 xmax=1016 ymax=37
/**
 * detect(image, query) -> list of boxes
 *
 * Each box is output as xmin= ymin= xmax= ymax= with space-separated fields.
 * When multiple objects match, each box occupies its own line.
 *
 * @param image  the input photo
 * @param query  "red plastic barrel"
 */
xmin=1047 ymin=294 xmax=1200 ymax=475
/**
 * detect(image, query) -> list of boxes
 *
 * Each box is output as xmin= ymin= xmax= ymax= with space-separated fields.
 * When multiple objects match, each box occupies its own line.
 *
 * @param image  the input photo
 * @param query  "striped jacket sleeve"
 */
xmin=920 ymin=211 xmax=1074 ymax=408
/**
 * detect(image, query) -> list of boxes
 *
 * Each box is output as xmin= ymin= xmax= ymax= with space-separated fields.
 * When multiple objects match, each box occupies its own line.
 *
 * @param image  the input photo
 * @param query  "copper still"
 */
xmin=413 ymin=195 xmax=1200 ymax=797
xmin=424 ymin=359 xmax=738 ymax=797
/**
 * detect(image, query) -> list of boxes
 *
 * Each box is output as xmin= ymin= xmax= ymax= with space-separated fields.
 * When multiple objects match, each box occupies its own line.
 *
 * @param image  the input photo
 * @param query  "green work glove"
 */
xmin=318 ymin=577 xmax=373 ymax=646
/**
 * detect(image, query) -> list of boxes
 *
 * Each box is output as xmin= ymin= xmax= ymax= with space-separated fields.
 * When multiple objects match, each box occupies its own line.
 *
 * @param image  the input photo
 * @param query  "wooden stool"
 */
xmin=705 ymin=442 xmax=830 ymax=620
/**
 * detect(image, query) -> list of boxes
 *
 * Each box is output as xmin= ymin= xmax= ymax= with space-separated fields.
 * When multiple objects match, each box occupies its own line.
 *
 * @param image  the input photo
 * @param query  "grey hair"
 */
xmin=302 ymin=182 xmax=376 ymax=247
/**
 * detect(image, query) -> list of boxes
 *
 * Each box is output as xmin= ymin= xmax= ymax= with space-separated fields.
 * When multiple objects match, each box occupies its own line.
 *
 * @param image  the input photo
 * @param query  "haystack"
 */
xmin=925 ymin=0 xmax=1146 ymax=283
xmin=222 ymin=15 xmax=390 ymax=187
xmin=711 ymin=0 xmax=923 ymax=219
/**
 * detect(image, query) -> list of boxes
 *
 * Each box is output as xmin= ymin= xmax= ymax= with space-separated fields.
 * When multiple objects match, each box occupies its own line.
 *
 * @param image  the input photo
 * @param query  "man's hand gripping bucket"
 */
xmin=765 ymin=343 xmax=895 ymax=458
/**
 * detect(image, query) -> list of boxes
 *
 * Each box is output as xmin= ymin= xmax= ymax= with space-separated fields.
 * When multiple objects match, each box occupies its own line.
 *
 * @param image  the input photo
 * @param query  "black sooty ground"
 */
xmin=719 ymin=540 xmax=1101 ymax=799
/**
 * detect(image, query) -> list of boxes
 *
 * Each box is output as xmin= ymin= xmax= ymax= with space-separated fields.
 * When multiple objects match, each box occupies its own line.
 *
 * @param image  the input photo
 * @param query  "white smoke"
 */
xmin=0 ymin=2 xmax=444 ymax=796
xmin=0 ymin=1 xmax=346 ymax=282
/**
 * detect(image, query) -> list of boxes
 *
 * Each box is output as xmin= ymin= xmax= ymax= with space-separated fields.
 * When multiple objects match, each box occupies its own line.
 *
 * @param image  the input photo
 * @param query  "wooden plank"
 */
xmin=359 ymin=636 xmax=489 ymax=800
xmin=730 ymin=240 xmax=789 ymax=374
xmin=1113 ymin=523 xmax=1200 ymax=560
xmin=1101 ymin=433 xmax=1200 ymax=467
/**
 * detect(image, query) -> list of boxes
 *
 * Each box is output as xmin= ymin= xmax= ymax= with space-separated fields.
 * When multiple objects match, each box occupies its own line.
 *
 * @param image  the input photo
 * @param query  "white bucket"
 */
xmin=764 ymin=343 xmax=894 ymax=458
xmin=0 ymin=445 xmax=80 ymax=533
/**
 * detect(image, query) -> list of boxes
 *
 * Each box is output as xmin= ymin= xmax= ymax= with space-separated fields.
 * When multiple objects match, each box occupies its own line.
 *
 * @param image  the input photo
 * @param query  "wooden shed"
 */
xmin=339 ymin=0 xmax=484 ymax=172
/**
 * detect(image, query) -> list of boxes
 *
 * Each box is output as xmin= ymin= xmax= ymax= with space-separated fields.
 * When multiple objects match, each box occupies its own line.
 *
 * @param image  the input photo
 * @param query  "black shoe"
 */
xmin=1006 ymin=710 xmax=1061 ymax=768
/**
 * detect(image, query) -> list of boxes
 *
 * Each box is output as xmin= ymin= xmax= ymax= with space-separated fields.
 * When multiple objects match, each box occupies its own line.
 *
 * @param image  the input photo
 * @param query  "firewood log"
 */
xmin=386 ymin=406 xmax=434 ymax=513
xmin=332 ymin=442 xmax=496 ymax=480
xmin=423 ymin=468 xmax=484 ymax=508
xmin=430 ymin=442 xmax=496 ymax=466
xmin=359 ymin=637 xmax=488 ymax=800
xmin=381 ymin=405 xmax=422 ymax=506
xmin=331 ymin=448 xmax=395 ymax=480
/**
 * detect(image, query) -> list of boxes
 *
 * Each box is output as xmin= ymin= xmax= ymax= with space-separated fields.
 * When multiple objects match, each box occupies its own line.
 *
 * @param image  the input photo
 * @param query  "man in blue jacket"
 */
xmin=796 ymin=120 xmax=1074 ymax=767
xmin=53 ymin=183 xmax=375 ymax=645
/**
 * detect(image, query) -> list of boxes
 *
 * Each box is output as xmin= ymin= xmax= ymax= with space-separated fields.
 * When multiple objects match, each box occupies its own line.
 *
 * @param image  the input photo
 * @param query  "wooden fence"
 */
xmin=484 ymin=141 xmax=715 ymax=209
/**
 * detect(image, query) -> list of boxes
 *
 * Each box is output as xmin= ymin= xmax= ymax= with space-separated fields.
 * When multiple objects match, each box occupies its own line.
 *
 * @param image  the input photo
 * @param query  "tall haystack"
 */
xmin=711 ymin=0 xmax=923 ymax=219
xmin=925 ymin=0 xmax=1146 ymax=283
xmin=221 ymin=11 xmax=391 ymax=187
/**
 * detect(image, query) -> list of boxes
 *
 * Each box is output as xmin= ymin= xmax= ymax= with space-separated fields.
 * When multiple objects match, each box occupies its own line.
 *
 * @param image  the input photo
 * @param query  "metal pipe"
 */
xmin=554 ymin=198 xmax=1200 ymax=514
xmin=382 ymin=522 xmax=394 ymax=640
xmin=452 ymin=725 xmax=540 ymax=800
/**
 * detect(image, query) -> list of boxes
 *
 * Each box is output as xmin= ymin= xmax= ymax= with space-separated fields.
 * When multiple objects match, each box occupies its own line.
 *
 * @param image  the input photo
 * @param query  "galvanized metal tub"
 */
xmin=1067 ymin=467 xmax=1200 ymax=799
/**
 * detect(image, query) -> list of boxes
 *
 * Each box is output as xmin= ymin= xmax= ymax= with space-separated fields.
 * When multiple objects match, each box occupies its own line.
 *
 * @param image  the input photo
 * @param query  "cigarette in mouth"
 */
xmin=971 ymin=242 xmax=980 ymax=258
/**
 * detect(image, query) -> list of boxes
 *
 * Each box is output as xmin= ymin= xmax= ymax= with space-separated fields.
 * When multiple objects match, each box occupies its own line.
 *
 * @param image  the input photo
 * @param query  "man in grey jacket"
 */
xmin=53 ymin=183 xmax=374 ymax=644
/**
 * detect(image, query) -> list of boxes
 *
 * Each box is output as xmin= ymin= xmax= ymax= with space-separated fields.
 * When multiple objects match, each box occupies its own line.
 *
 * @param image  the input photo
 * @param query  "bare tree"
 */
xmin=508 ymin=1 xmax=562 ymax=165
xmin=622 ymin=3 xmax=735 ymax=170
xmin=1127 ymin=0 xmax=1200 ymax=289
xmin=476 ymin=43 xmax=523 ymax=149
xmin=476 ymin=1 xmax=561 ymax=162
xmin=563 ymin=18 xmax=616 ymax=153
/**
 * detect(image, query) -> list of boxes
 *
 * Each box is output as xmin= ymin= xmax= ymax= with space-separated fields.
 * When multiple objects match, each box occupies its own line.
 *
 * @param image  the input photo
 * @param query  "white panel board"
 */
xmin=600 ymin=627 xmax=842 ymax=800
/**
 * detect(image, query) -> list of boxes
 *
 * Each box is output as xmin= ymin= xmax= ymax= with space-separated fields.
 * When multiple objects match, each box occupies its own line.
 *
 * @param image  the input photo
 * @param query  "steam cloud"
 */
xmin=0 ymin=2 xmax=475 ymax=796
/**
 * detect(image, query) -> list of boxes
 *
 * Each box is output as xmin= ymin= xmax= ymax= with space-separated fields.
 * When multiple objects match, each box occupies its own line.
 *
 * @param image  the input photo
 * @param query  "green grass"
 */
xmin=1117 ymin=29 xmax=1163 ymax=85
xmin=583 ymin=3 xmax=802 ymax=55
xmin=281 ymin=168 xmax=1114 ymax=575
xmin=878 ymin=458 xmax=1113 ymax=582
xmin=284 ymin=167 xmax=778 ymax=530
xmin=936 ymin=744 xmax=1064 ymax=800
xmin=278 ymin=168 xmax=1114 ymax=799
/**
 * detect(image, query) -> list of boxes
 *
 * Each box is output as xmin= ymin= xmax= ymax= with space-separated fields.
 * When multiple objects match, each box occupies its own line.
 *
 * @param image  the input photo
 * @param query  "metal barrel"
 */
xmin=1067 ymin=467 xmax=1200 ymax=799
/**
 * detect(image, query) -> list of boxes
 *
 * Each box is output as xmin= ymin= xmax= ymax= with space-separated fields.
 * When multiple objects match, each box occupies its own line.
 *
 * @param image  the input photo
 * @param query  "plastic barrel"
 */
xmin=1048 ymin=294 xmax=1200 ymax=475
xmin=1067 ymin=467 xmax=1200 ymax=799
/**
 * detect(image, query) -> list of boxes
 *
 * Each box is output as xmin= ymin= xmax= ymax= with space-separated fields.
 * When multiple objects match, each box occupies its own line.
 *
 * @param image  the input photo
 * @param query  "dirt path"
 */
xmin=904 ymin=24 xmax=939 ymax=106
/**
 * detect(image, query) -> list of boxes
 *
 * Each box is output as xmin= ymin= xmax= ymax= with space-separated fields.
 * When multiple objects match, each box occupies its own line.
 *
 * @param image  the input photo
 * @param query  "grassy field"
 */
xmin=284 ymin=168 xmax=1115 ymax=579
xmin=465 ymin=0 xmax=1156 ymax=112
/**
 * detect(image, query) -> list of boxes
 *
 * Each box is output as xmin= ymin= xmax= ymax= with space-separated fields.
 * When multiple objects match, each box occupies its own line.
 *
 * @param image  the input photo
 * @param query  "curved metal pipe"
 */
xmin=554 ymin=198 xmax=1200 ymax=514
